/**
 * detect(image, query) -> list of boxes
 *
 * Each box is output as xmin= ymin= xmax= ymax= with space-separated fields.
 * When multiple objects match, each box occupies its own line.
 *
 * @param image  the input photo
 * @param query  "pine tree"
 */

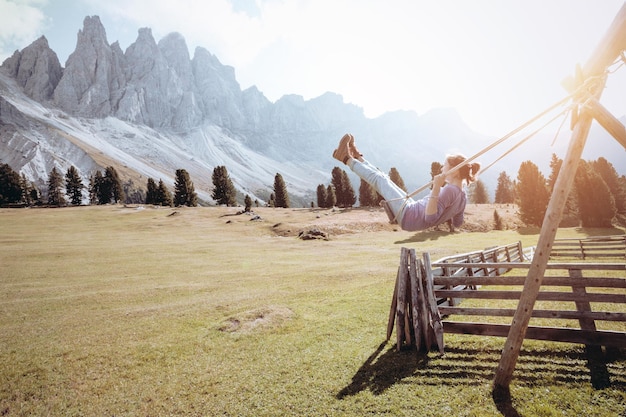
xmin=174 ymin=169 xmax=198 ymax=207
xmin=358 ymin=179 xmax=376 ymax=207
xmin=331 ymin=167 xmax=345 ymax=207
xmin=244 ymin=194 xmax=252 ymax=212
xmin=331 ymin=167 xmax=355 ymax=208
xmin=211 ymin=165 xmax=237 ymax=206
xmin=146 ymin=178 xmax=159 ymax=205
xmin=516 ymin=160 xmax=549 ymax=227
xmin=89 ymin=171 xmax=102 ymax=205
xmin=494 ymin=171 xmax=515 ymax=204
xmin=157 ymin=179 xmax=173 ymax=206
xmin=316 ymin=184 xmax=328 ymax=208
xmin=47 ymin=167 xmax=66 ymax=206
xmin=389 ymin=167 xmax=407 ymax=192
xmin=326 ymin=185 xmax=336 ymax=207
xmin=547 ymin=153 xmax=561 ymax=190
xmin=547 ymin=153 xmax=579 ymax=226
xmin=0 ymin=163 xmax=23 ymax=205
xmin=65 ymin=166 xmax=83 ymax=206
xmin=19 ymin=173 xmax=37 ymax=206
xmin=105 ymin=166 xmax=124 ymax=204
xmin=273 ymin=173 xmax=290 ymax=208
xmin=592 ymin=157 xmax=626 ymax=215
xmin=96 ymin=170 xmax=111 ymax=204
xmin=575 ymin=160 xmax=616 ymax=227
xmin=471 ymin=179 xmax=490 ymax=204
xmin=341 ymin=170 xmax=356 ymax=207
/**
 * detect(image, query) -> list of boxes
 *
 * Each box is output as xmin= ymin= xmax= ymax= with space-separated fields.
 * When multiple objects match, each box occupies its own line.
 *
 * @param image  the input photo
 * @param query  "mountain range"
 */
xmin=1 ymin=15 xmax=624 ymax=205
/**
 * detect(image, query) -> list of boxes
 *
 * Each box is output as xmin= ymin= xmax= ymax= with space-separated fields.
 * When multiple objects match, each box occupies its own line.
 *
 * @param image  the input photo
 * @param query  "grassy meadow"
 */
xmin=0 ymin=205 xmax=624 ymax=416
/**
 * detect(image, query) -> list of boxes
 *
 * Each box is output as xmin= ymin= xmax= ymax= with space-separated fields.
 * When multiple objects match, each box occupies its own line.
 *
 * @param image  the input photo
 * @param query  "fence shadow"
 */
xmin=337 ymin=341 xmax=625 ymax=406
xmin=336 ymin=341 xmax=429 ymax=398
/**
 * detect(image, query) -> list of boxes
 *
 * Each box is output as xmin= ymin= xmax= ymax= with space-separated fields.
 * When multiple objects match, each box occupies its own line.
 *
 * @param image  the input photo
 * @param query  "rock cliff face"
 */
xmin=1 ymin=36 xmax=63 ymax=102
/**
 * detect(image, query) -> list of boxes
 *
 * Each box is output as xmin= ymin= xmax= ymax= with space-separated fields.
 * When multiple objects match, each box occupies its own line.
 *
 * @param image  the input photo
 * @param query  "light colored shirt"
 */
xmin=399 ymin=184 xmax=466 ymax=231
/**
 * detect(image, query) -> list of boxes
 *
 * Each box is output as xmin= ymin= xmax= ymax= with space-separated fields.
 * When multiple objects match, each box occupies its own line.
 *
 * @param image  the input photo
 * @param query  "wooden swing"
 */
xmin=381 ymin=85 xmax=585 ymax=226
xmin=493 ymin=1 xmax=626 ymax=393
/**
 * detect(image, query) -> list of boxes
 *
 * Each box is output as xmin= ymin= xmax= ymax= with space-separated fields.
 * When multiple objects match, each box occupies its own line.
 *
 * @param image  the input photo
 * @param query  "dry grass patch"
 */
xmin=218 ymin=305 xmax=295 ymax=334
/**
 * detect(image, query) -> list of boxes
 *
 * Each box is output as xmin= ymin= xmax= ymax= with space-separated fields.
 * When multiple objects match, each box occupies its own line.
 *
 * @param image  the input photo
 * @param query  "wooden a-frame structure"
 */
xmin=493 ymin=2 xmax=626 ymax=392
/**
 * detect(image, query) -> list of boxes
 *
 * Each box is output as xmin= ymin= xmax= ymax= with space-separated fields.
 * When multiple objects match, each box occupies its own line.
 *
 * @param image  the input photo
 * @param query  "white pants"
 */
xmin=347 ymin=158 xmax=413 ymax=224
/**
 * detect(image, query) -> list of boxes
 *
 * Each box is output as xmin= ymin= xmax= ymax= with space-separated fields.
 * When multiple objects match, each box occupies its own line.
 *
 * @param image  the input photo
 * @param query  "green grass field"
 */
xmin=0 ymin=205 xmax=624 ymax=416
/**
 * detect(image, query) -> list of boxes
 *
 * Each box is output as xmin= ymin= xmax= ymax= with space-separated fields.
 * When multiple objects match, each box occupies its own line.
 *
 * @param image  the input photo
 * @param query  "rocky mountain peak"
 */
xmin=53 ymin=15 xmax=117 ymax=117
xmin=0 ymin=35 xmax=62 ymax=102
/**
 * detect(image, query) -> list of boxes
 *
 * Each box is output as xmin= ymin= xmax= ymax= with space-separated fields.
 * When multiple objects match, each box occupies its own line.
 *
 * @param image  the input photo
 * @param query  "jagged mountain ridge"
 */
xmin=1 ymin=15 xmax=623 ymax=204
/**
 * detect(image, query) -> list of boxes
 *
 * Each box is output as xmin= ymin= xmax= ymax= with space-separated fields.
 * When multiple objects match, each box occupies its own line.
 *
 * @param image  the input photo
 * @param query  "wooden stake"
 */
xmin=386 ymin=268 xmax=400 ymax=341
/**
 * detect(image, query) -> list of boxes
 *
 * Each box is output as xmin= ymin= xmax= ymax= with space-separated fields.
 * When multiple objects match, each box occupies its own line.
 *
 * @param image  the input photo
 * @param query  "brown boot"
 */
xmin=332 ymin=134 xmax=354 ymax=164
xmin=349 ymin=136 xmax=363 ymax=160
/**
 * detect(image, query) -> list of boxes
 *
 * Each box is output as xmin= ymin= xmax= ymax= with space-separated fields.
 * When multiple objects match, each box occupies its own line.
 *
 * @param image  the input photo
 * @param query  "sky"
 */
xmin=1 ymin=0 xmax=626 ymax=137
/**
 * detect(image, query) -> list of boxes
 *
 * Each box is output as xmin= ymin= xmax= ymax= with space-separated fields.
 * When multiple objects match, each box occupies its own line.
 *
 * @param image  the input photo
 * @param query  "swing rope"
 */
xmin=382 ymin=71 xmax=609 ymax=225
xmin=477 ymin=105 xmax=571 ymax=176
xmin=383 ymin=91 xmax=573 ymax=223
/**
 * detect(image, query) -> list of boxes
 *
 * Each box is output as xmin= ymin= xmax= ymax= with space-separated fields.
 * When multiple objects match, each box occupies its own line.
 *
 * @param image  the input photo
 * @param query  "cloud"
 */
xmin=0 ymin=0 xmax=49 ymax=60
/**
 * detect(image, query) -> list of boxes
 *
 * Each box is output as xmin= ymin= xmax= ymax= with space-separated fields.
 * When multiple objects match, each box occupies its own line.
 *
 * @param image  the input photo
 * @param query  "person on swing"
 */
xmin=332 ymin=133 xmax=480 ymax=232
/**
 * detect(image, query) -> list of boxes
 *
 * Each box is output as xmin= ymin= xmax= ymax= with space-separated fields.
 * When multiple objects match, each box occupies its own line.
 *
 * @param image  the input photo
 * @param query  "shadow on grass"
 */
xmin=394 ymin=229 xmax=455 ymax=244
xmin=574 ymin=227 xmax=625 ymax=237
xmin=336 ymin=342 xmax=429 ymax=398
xmin=337 ymin=342 xmax=625 ymax=410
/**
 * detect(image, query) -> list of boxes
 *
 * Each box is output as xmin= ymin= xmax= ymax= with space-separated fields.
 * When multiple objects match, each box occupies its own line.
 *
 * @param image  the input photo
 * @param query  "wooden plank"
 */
xmin=423 ymin=252 xmax=445 ymax=354
xmin=386 ymin=267 xmax=400 ymax=341
xmin=431 ymin=262 xmax=626 ymax=271
xmin=409 ymin=249 xmax=422 ymax=351
xmin=434 ymin=289 xmax=625 ymax=303
xmin=586 ymin=93 xmax=626 ymax=148
xmin=445 ymin=322 xmax=626 ymax=348
xmin=570 ymin=268 xmax=598 ymax=352
xmin=438 ymin=307 xmax=626 ymax=322
xmin=415 ymin=250 xmax=432 ymax=351
xmin=396 ymin=248 xmax=408 ymax=351
xmin=433 ymin=275 xmax=626 ymax=288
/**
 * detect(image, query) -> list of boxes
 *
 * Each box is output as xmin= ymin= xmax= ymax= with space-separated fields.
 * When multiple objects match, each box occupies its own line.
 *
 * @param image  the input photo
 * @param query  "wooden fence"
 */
xmin=549 ymin=235 xmax=625 ymax=260
xmin=388 ymin=243 xmax=626 ymax=354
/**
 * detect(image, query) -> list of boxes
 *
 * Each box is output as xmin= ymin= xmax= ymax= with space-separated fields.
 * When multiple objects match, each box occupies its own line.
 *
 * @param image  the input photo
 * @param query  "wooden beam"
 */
xmin=585 ymin=96 xmax=626 ymax=149
xmin=493 ymin=108 xmax=599 ymax=389
xmin=562 ymin=3 xmax=626 ymax=93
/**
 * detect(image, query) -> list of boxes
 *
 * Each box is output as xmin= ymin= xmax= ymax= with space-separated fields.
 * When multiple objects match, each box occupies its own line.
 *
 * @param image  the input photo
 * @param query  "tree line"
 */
xmin=0 ymin=163 xmax=199 ymax=208
xmin=500 ymin=155 xmax=626 ymax=227
xmin=2 ymin=156 xmax=625 ymax=228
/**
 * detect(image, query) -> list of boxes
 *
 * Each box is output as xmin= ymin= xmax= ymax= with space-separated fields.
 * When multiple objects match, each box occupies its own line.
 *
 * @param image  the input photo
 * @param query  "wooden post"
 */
xmin=493 ymin=104 xmax=599 ymax=390
xmin=584 ymin=97 xmax=626 ymax=149
xmin=386 ymin=269 xmax=399 ymax=341
xmin=422 ymin=253 xmax=445 ymax=354
xmin=409 ymin=249 xmax=423 ymax=351
xmin=494 ymin=2 xmax=626 ymax=390
xmin=396 ymin=248 xmax=408 ymax=351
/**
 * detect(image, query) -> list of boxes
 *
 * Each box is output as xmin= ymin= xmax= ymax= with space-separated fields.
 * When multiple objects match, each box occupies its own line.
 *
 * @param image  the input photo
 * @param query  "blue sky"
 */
xmin=1 ymin=0 xmax=626 ymax=138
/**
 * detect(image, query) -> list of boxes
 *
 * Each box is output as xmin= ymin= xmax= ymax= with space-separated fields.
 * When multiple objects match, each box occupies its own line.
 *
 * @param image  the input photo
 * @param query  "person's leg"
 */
xmin=347 ymin=158 xmax=410 ymax=222
xmin=333 ymin=133 xmax=412 ymax=223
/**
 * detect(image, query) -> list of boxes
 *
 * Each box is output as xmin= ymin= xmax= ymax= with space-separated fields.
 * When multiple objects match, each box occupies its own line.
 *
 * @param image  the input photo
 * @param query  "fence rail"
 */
xmin=548 ymin=235 xmax=625 ymax=259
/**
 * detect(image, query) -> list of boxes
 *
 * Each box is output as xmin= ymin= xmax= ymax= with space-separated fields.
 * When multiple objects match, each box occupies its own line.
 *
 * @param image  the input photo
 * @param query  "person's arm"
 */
xmin=425 ymin=173 xmax=446 ymax=216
